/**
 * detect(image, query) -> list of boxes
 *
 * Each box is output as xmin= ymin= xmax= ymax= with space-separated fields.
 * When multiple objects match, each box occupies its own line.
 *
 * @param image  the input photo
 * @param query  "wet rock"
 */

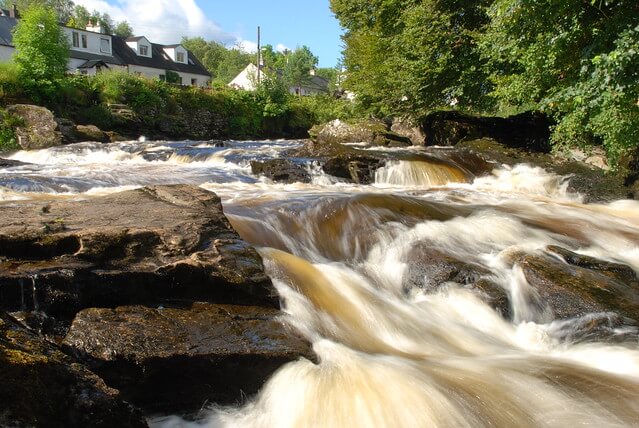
xmin=404 ymin=246 xmax=510 ymax=317
xmin=250 ymin=159 xmax=311 ymax=183
xmin=0 ymin=311 xmax=147 ymax=428
xmin=0 ymin=158 xmax=29 ymax=168
xmin=420 ymin=111 xmax=553 ymax=152
xmin=0 ymin=185 xmax=278 ymax=323
xmin=74 ymin=125 xmax=110 ymax=143
xmin=6 ymin=104 xmax=62 ymax=150
xmin=63 ymin=303 xmax=313 ymax=413
xmin=323 ymin=156 xmax=383 ymax=184
xmin=546 ymin=246 xmax=637 ymax=284
xmin=516 ymin=251 xmax=639 ymax=322
xmin=391 ymin=117 xmax=426 ymax=146
xmin=310 ymin=119 xmax=411 ymax=147
xmin=458 ymin=138 xmax=629 ymax=202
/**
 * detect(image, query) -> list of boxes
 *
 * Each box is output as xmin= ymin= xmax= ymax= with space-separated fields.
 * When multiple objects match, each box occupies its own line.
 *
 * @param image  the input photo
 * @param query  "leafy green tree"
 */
xmin=283 ymin=46 xmax=318 ymax=95
xmin=113 ymin=20 xmax=133 ymax=38
xmin=214 ymin=46 xmax=253 ymax=84
xmin=182 ymin=36 xmax=228 ymax=79
xmin=331 ymin=0 xmax=492 ymax=116
xmin=0 ymin=0 xmax=74 ymax=22
xmin=13 ymin=4 xmax=69 ymax=82
xmin=481 ymin=0 xmax=639 ymax=161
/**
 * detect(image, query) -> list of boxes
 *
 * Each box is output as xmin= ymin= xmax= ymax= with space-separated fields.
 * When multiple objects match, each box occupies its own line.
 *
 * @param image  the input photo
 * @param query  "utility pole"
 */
xmin=256 ymin=26 xmax=261 ymax=85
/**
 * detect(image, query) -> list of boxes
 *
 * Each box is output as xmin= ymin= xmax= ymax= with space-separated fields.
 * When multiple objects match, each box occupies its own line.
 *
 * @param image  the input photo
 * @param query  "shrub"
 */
xmin=0 ymin=109 xmax=23 ymax=152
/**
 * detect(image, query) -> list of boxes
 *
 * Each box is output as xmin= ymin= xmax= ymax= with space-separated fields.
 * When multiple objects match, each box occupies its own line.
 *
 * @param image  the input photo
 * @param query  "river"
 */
xmin=3 ymin=139 xmax=639 ymax=427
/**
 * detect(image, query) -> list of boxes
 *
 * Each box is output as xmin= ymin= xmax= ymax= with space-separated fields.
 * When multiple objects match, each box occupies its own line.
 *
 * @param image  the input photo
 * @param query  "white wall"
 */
xmin=63 ymin=28 xmax=113 ymax=57
xmin=228 ymin=64 xmax=258 ymax=91
xmin=0 ymin=45 xmax=15 ymax=62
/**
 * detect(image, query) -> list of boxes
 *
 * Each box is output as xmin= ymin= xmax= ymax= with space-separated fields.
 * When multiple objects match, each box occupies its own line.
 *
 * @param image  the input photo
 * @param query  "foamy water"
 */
xmin=2 ymin=140 xmax=639 ymax=427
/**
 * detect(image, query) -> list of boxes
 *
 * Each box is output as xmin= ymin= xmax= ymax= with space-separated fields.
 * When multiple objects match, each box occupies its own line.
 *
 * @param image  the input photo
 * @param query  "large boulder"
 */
xmin=63 ymin=303 xmax=313 ymax=413
xmin=0 ymin=311 xmax=147 ymax=428
xmin=310 ymin=119 xmax=412 ymax=147
xmin=0 ymin=185 xmax=278 ymax=325
xmin=420 ymin=111 xmax=553 ymax=152
xmin=6 ymin=104 xmax=62 ymax=150
xmin=250 ymin=159 xmax=311 ymax=183
xmin=391 ymin=117 xmax=426 ymax=145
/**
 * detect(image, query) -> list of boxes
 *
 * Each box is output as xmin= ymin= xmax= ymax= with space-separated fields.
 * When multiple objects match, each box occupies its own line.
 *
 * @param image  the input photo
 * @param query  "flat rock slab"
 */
xmin=63 ymin=303 xmax=313 ymax=413
xmin=0 ymin=185 xmax=277 ymax=320
xmin=0 ymin=312 xmax=147 ymax=428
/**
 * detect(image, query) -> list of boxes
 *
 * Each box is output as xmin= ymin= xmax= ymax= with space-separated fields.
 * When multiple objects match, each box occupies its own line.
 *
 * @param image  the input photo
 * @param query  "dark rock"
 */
xmin=0 ymin=158 xmax=29 ymax=168
xmin=0 ymin=311 xmax=147 ymax=428
xmin=63 ymin=303 xmax=313 ymax=413
xmin=251 ymin=159 xmax=311 ymax=183
xmin=546 ymin=245 xmax=637 ymax=284
xmin=516 ymin=251 xmax=639 ymax=322
xmin=420 ymin=111 xmax=553 ymax=152
xmin=404 ymin=246 xmax=510 ymax=317
xmin=323 ymin=156 xmax=383 ymax=184
xmin=0 ymin=185 xmax=278 ymax=323
xmin=6 ymin=104 xmax=62 ymax=150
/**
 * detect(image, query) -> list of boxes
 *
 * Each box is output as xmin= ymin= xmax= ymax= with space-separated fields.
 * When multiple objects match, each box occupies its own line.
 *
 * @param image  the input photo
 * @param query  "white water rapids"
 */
xmin=2 ymin=140 xmax=639 ymax=427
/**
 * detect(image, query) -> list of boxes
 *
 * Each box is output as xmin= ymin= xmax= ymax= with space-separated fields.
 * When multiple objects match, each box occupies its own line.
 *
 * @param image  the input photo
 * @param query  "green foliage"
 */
xmin=13 ymin=4 xmax=69 ymax=83
xmin=0 ymin=0 xmax=74 ymax=22
xmin=331 ymin=0 xmax=492 ymax=117
xmin=480 ymin=0 xmax=639 ymax=163
xmin=0 ymin=109 xmax=22 ymax=152
xmin=165 ymin=70 xmax=181 ymax=84
xmin=0 ymin=62 xmax=23 ymax=101
xmin=283 ymin=46 xmax=319 ymax=94
xmin=113 ymin=21 xmax=134 ymax=38
xmin=182 ymin=37 xmax=254 ymax=84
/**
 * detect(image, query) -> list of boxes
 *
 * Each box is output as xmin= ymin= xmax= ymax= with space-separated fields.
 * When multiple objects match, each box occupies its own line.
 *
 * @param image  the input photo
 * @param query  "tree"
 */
xmin=113 ymin=21 xmax=133 ymax=38
xmin=283 ymin=46 xmax=318 ymax=95
xmin=0 ymin=0 xmax=74 ymax=22
xmin=480 ymin=0 xmax=639 ymax=161
xmin=13 ymin=4 xmax=69 ymax=82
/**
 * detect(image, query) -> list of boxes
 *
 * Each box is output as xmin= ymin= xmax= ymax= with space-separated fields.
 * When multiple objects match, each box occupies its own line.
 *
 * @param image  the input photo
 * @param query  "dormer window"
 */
xmin=81 ymin=34 xmax=87 ymax=49
xmin=140 ymin=45 xmax=148 ymax=56
xmin=177 ymin=52 xmax=185 ymax=62
xmin=72 ymin=32 xmax=79 ymax=48
xmin=100 ymin=38 xmax=110 ymax=54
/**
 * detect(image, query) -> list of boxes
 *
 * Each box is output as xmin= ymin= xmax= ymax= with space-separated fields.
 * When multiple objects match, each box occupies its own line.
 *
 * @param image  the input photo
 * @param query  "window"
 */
xmin=176 ymin=52 xmax=185 ymax=62
xmin=191 ymin=78 xmax=197 ymax=86
xmin=100 ymin=38 xmax=110 ymax=54
xmin=72 ymin=31 xmax=79 ymax=48
xmin=81 ymin=34 xmax=87 ymax=49
xmin=139 ymin=45 xmax=148 ymax=56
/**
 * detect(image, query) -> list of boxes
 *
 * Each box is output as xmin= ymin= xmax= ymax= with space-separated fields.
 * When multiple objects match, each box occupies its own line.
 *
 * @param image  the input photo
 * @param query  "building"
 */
xmin=229 ymin=63 xmax=330 ymax=96
xmin=0 ymin=7 xmax=211 ymax=87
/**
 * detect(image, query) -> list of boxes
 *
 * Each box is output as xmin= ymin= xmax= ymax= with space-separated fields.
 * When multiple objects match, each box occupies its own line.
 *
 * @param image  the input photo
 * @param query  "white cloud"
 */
xmin=74 ymin=0 xmax=237 ymax=45
xmin=275 ymin=43 xmax=290 ymax=53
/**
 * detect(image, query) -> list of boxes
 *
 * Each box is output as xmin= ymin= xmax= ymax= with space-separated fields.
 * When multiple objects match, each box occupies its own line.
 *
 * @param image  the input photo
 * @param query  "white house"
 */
xmin=0 ymin=7 xmax=211 ymax=86
xmin=229 ymin=63 xmax=330 ymax=96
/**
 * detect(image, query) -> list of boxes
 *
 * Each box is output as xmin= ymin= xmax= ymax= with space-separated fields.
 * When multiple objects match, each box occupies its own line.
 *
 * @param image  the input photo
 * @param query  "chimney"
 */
xmin=9 ymin=4 xmax=18 ymax=18
xmin=86 ymin=20 xmax=103 ymax=34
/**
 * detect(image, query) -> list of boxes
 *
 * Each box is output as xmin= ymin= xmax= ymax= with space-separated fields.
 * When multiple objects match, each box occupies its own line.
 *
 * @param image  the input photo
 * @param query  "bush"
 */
xmin=0 ymin=62 xmax=23 ymax=102
xmin=0 ymin=109 xmax=22 ymax=152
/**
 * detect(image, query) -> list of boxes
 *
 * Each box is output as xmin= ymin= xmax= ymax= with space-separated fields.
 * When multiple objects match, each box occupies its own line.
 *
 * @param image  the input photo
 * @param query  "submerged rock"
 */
xmin=250 ymin=159 xmax=311 ymax=183
xmin=0 ymin=311 xmax=147 ymax=428
xmin=515 ymin=249 xmax=639 ymax=322
xmin=63 ymin=303 xmax=313 ymax=413
xmin=6 ymin=104 xmax=62 ymax=150
xmin=0 ymin=185 xmax=278 ymax=324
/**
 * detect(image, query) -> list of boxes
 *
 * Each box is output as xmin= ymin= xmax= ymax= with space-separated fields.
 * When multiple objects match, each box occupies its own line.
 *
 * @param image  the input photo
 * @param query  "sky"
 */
xmin=72 ymin=0 xmax=344 ymax=67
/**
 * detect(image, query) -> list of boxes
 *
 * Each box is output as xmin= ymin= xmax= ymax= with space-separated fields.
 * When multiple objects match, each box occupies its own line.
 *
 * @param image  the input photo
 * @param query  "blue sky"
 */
xmin=74 ymin=0 xmax=344 ymax=67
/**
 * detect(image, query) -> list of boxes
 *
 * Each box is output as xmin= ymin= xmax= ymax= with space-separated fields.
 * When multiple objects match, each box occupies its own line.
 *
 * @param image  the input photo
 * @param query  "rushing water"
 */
xmin=3 ymin=140 xmax=639 ymax=427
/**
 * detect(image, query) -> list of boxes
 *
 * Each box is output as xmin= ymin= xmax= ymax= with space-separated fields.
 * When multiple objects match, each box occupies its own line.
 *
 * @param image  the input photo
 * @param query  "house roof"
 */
xmin=111 ymin=36 xmax=211 ymax=77
xmin=126 ymin=36 xmax=146 ymax=42
xmin=71 ymin=49 xmax=126 ymax=65
xmin=77 ymin=59 xmax=110 ymax=69
xmin=304 ymin=75 xmax=330 ymax=92
xmin=0 ymin=15 xmax=17 ymax=47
